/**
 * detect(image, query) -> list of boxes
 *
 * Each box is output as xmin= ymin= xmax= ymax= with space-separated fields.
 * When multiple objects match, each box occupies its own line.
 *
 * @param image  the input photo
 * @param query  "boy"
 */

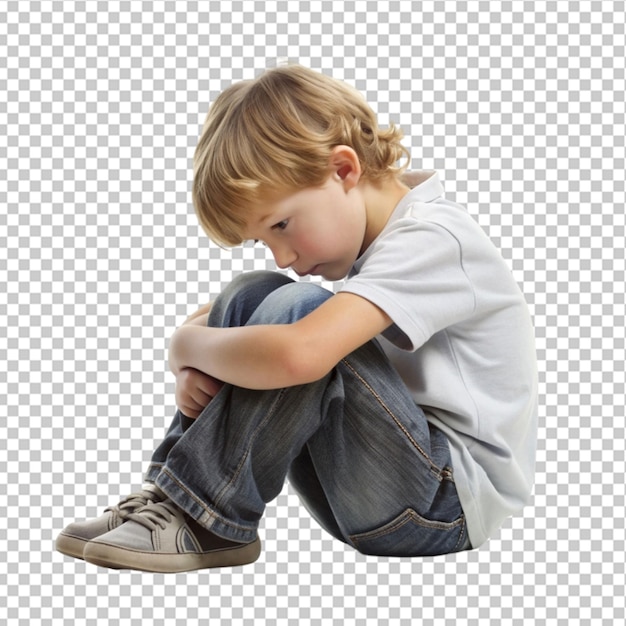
xmin=56 ymin=65 xmax=538 ymax=572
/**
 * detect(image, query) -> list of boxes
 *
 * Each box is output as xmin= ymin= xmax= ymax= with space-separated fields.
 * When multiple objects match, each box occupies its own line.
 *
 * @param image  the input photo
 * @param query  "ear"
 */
xmin=329 ymin=145 xmax=362 ymax=191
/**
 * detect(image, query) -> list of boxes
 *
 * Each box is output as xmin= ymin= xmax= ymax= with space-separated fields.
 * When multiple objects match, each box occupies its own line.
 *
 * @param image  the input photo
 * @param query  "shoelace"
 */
xmin=105 ymin=488 xmax=164 ymax=521
xmin=125 ymin=500 xmax=181 ymax=532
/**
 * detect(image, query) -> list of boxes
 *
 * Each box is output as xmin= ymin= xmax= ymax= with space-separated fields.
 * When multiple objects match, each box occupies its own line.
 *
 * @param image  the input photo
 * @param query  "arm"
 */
xmin=175 ymin=367 xmax=224 ymax=418
xmin=168 ymin=292 xmax=392 ymax=390
xmin=174 ymin=301 xmax=224 ymax=418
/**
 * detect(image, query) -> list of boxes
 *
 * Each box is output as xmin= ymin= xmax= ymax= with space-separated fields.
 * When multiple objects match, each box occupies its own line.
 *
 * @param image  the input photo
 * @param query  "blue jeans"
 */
xmin=145 ymin=271 xmax=470 ymax=556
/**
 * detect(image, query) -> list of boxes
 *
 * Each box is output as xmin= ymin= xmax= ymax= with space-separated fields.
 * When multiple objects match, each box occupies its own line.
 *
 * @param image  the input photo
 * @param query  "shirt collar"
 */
xmin=397 ymin=170 xmax=444 ymax=207
xmin=350 ymin=171 xmax=445 ymax=274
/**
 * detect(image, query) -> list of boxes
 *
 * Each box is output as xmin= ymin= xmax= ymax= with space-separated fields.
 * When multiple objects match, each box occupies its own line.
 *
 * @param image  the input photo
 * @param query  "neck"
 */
xmin=360 ymin=176 xmax=411 ymax=253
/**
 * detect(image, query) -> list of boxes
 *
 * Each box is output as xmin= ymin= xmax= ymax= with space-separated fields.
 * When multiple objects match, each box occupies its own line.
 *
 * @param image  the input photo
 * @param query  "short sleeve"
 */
xmin=340 ymin=217 xmax=477 ymax=351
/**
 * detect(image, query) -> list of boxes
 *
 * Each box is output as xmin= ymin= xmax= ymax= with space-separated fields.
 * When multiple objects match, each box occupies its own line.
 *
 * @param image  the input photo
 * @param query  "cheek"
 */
xmin=312 ymin=233 xmax=356 ymax=262
xmin=298 ymin=235 xmax=331 ymax=257
xmin=309 ymin=227 xmax=344 ymax=249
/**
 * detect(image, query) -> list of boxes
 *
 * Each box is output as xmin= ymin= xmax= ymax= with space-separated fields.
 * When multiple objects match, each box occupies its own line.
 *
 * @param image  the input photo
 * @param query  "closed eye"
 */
xmin=272 ymin=219 xmax=289 ymax=231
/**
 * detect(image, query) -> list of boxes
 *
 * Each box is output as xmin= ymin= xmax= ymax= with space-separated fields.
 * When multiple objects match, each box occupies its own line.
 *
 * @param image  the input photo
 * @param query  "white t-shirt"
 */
xmin=340 ymin=171 xmax=538 ymax=548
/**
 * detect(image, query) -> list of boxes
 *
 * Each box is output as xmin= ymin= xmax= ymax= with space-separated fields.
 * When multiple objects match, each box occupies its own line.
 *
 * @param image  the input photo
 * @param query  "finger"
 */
xmin=181 ymin=406 xmax=201 ymax=420
xmin=200 ymin=375 xmax=224 ymax=398
xmin=181 ymin=395 xmax=206 ymax=419
xmin=176 ymin=392 xmax=204 ymax=418
xmin=182 ymin=369 xmax=221 ymax=398
xmin=190 ymin=386 xmax=213 ymax=408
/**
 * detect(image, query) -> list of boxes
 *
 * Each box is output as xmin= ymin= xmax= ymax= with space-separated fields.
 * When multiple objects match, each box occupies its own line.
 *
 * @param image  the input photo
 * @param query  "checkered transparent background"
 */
xmin=1 ymin=1 xmax=625 ymax=624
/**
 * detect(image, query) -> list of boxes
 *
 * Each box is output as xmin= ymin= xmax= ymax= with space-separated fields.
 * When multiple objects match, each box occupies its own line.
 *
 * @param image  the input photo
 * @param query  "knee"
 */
xmin=209 ymin=271 xmax=295 ymax=328
xmin=248 ymin=281 xmax=334 ymax=325
xmin=220 ymin=270 xmax=294 ymax=301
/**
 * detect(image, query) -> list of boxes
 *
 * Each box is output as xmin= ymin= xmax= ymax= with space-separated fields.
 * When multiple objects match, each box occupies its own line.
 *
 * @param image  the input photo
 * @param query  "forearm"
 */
xmin=168 ymin=323 xmax=317 ymax=390
xmin=168 ymin=291 xmax=391 ymax=391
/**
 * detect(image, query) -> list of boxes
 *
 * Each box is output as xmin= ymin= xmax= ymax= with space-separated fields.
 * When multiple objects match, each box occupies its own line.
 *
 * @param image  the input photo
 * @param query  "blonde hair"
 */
xmin=192 ymin=65 xmax=410 ymax=246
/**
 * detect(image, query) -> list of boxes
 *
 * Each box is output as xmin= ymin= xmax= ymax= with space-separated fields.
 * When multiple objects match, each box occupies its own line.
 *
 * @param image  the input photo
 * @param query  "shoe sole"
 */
xmin=55 ymin=533 xmax=88 ymax=560
xmin=82 ymin=536 xmax=262 ymax=572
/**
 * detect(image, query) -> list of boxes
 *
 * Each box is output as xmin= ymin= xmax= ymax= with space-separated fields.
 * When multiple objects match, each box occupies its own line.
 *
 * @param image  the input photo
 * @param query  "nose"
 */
xmin=269 ymin=244 xmax=297 ymax=270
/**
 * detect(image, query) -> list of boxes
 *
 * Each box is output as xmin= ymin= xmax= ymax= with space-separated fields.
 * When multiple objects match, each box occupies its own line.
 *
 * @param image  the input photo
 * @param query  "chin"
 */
xmin=321 ymin=269 xmax=348 ymax=282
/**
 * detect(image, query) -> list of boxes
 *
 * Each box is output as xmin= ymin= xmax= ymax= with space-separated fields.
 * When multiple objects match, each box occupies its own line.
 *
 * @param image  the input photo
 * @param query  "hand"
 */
xmin=168 ymin=324 xmax=194 ymax=376
xmin=168 ymin=303 xmax=212 ymax=375
xmin=175 ymin=367 xmax=224 ymax=419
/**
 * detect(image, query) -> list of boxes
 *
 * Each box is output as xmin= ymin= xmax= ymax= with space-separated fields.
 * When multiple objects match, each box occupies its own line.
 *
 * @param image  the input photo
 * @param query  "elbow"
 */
xmin=278 ymin=341 xmax=333 ymax=387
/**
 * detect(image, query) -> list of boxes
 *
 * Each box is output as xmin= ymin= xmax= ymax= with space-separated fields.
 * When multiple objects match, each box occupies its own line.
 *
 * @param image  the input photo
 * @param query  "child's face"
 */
xmin=244 ymin=174 xmax=368 ymax=281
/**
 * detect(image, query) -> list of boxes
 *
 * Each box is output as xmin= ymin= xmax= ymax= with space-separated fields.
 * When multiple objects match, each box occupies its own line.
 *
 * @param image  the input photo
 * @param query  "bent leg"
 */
xmin=291 ymin=339 xmax=469 ymax=556
xmin=145 ymin=271 xmax=294 ymax=481
xmin=151 ymin=277 xmax=336 ymax=542
xmin=150 ymin=272 xmax=468 ymax=555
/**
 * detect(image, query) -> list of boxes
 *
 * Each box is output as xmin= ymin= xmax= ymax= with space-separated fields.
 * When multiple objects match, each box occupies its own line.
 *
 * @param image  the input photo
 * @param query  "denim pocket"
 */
xmin=349 ymin=508 xmax=468 ymax=557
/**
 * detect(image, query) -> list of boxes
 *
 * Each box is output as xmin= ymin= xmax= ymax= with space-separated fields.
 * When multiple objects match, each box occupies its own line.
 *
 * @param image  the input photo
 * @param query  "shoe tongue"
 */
xmin=143 ymin=484 xmax=166 ymax=500
xmin=117 ymin=487 xmax=162 ymax=518
xmin=130 ymin=500 xmax=180 ymax=531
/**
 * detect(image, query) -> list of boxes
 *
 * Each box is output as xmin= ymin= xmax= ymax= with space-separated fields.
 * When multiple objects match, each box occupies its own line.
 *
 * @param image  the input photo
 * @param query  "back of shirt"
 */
xmin=341 ymin=172 xmax=538 ymax=548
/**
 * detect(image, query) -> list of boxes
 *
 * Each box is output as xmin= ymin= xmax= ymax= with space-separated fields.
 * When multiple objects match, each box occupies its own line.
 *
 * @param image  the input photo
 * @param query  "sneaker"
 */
xmin=55 ymin=484 xmax=166 ymax=560
xmin=82 ymin=499 xmax=261 ymax=572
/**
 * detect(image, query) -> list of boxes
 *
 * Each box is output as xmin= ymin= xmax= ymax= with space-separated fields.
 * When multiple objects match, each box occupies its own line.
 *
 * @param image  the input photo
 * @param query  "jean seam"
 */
xmin=144 ymin=462 xmax=163 ymax=482
xmin=350 ymin=508 xmax=465 ymax=550
xmin=158 ymin=465 xmax=257 ymax=534
xmin=212 ymin=387 xmax=288 ymax=513
xmin=453 ymin=517 xmax=468 ymax=552
xmin=340 ymin=356 xmax=445 ymax=478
